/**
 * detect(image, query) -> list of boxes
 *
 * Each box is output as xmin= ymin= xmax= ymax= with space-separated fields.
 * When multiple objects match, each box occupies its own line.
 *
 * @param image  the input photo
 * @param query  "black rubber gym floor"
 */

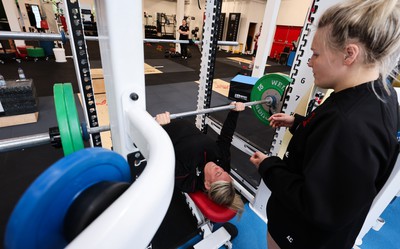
xmin=0 ymin=40 xmax=291 ymax=246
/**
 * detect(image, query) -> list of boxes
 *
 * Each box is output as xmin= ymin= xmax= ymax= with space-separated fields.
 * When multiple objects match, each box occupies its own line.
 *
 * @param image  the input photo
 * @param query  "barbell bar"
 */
xmin=0 ymin=126 xmax=111 ymax=153
xmin=0 ymin=31 xmax=68 ymax=42
xmin=169 ymin=98 xmax=274 ymax=119
xmin=0 ymin=133 xmax=51 ymax=153
xmin=0 ymin=99 xmax=272 ymax=153
xmin=0 ymin=74 xmax=292 ymax=154
xmin=0 ymin=31 xmax=238 ymax=46
xmin=0 ymin=99 xmax=273 ymax=153
xmin=88 ymin=125 xmax=111 ymax=134
xmin=0 ymin=98 xmax=266 ymax=153
xmin=144 ymin=38 xmax=239 ymax=46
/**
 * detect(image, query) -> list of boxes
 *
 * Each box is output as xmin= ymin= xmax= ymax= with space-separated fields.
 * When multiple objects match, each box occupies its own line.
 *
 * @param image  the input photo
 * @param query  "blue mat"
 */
xmin=229 ymin=203 xmax=267 ymax=249
xmin=228 ymin=198 xmax=400 ymax=249
xmin=362 ymin=197 xmax=400 ymax=249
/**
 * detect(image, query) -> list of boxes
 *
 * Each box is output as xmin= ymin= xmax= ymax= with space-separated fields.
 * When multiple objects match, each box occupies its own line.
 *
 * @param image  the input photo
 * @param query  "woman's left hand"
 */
xmin=155 ymin=112 xmax=171 ymax=126
xmin=231 ymin=102 xmax=245 ymax=112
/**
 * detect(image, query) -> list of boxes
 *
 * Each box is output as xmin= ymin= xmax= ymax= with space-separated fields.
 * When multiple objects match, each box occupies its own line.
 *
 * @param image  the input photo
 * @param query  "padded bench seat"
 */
xmin=188 ymin=191 xmax=237 ymax=223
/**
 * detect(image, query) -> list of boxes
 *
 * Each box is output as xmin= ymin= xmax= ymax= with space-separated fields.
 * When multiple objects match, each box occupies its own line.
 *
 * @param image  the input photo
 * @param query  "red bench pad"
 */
xmin=188 ymin=191 xmax=237 ymax=223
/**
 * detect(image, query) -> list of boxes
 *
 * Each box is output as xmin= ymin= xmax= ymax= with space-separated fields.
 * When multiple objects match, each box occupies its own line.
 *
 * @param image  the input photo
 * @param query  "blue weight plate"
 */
xmin=5 ymin=148 xmax=131 ymax=249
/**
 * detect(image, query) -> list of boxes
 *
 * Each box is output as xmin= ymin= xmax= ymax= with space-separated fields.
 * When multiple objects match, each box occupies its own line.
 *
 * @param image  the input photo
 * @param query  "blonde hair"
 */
xmin=208 ymin=181 xmax=244 ymax=218
xmin=318 ymin=0 xmax=400 ymax=90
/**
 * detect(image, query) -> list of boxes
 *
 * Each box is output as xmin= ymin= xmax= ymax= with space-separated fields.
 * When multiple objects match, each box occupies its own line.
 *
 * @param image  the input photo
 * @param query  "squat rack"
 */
xmin=2 ymin=0 xmax=398 ymax=247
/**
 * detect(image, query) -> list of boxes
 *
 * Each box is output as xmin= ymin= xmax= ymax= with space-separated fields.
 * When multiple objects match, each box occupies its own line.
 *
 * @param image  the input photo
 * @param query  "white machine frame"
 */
xmin=185 ymin=193 xmax=233 ymax=249
xmin=62 ymin=0 xmax=175 ymax=248
xmin=61 ymin=0 xmax=399 ymax=247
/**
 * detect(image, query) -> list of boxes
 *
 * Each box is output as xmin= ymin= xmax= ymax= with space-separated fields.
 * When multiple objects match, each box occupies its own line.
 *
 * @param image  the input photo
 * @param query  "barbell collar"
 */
xmin=169 ymin=99 xmax=272 ymax=120
xmin=265 ymin=96 xmax=276 ymax=107
xmin=49 ymin=127 xmax=62 ymax=148
xmin=0 ymin=133 xmax=50 ymax=153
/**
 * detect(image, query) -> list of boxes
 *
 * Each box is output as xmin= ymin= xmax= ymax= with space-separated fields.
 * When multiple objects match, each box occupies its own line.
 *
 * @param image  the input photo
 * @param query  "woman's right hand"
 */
xmin=155 ymin=112 xmax=171 ymax=126
xmin=268 ymin=113 xmax=295 ymax=128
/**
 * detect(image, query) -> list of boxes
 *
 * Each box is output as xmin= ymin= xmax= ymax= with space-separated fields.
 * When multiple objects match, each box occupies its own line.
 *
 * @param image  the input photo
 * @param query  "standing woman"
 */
xmin=250 ymin=1 xmax=400 ymax=248
xmin=178 ymin=19 xmax=190 ymax=59
xmin=249 ymin=24 xmax=262 ymax=69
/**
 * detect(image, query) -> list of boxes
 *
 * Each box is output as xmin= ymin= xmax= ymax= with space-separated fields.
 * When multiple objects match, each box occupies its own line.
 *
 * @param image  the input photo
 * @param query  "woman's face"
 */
xmin=204 ymin=161 xmax=231 ymax=186
xmin=308 ymin=28 xmax=347 ymax=90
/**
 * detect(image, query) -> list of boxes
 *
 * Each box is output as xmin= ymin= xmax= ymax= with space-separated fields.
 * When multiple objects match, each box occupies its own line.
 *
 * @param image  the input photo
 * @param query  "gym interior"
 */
xmin=0 ymin=0 xmax=399 ymax=248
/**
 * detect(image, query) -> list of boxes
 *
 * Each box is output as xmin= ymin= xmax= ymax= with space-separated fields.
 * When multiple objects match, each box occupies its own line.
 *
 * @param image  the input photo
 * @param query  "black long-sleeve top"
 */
xmin=258 ymin=81 xmax=399 ymax=249
xmin=178 ymin=25 xmax=189 ymax=40
xmin=163 ymin=111 xmax=240 ymax=192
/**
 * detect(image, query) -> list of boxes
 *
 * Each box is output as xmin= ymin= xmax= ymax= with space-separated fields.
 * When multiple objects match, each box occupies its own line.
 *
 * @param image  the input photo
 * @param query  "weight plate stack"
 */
xmin=63 ymin=83 xmax=84 ymax=152
xmin=54 ymin=83 xmax=85 ymax=155
xmin=54 ymin=84 xmax=75 ymax=155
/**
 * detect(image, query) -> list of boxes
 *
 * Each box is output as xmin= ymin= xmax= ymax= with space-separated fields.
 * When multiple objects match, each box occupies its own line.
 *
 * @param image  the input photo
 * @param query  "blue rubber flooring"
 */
xmin=177 ymin=198 xmax=400 ymax=249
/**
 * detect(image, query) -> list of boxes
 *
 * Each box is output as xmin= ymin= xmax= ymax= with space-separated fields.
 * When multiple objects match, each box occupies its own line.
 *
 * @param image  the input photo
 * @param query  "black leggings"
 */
xmin=181 ymin=43 xmax=188 ymax=57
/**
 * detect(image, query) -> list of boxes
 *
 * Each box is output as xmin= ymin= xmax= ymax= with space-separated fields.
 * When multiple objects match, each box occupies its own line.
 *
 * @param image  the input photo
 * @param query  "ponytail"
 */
xmin=318 ymin=0 xmax=400 ymax=90
xmin=208 ymin=181 xmax=244 ymax=218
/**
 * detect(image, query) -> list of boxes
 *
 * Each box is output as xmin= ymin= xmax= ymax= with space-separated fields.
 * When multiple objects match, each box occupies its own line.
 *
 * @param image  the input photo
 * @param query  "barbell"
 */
xmin=0 ymin=73 xmax=291 ymax=155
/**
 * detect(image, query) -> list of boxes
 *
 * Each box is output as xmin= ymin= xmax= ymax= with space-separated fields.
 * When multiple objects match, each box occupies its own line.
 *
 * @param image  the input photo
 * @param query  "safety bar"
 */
xmin=66 ymin=106 xmax=175 ymax=249
xmin=0 ymin=31 xmax=238 ymax=45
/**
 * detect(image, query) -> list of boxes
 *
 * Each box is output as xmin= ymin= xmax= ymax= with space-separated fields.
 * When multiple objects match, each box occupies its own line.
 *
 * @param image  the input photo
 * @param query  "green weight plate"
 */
xmin=250 ymin=73 xmax=291 ymax=126
xmin=63 ymin=83 xmax=84 ymax=152
xmin=54 ymin=84 xmax=75 ymax=155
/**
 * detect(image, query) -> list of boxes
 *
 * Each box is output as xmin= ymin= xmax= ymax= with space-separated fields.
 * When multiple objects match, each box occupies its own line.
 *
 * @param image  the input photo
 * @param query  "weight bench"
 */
xmin=185 ymin=191 xmax=238 ymax=249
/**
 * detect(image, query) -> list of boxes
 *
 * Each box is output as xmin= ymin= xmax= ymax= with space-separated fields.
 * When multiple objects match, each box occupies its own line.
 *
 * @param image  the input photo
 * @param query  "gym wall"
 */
xmin=220 ymin=0 xmax=312 ymax=53
xmin=276 ymin=0 xmax=312 ymax=26
xmin=87 ymin=0 xmax=311 ymax=54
